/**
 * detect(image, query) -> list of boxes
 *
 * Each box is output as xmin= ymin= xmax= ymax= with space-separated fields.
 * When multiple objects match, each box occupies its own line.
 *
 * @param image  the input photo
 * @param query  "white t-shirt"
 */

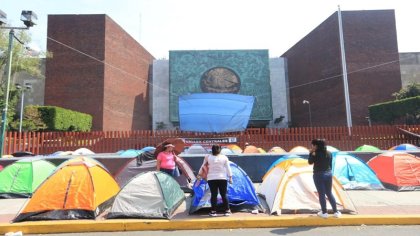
xmin=202 ymin=154 xmax=232 ymax=181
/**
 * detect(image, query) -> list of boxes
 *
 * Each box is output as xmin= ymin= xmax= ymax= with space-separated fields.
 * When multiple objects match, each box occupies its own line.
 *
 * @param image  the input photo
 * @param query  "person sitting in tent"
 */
xmin=308 ymin=139 xmax=341 ymax=219
xmin=156 ymin=143 xmax=179 ymax=177
xmin=197 ymin=144 xmax=233 ymax=217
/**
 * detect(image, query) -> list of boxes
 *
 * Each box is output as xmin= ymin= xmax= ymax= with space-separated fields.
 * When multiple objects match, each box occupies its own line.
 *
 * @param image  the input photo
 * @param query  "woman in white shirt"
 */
xmin=198 ymin=144 xmax=233 ymax=217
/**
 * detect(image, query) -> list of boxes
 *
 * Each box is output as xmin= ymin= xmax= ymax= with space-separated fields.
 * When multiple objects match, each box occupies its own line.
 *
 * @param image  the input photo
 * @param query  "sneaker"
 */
xmin=209 ymin=211 xmax=217 ymax=217
xmin=317 ymin=211 xmax=328 ymax=219
xmin=224 ymin=210 xmax=232 ymax=216
xmin=333 ymin=211 xmax=342 ymax=218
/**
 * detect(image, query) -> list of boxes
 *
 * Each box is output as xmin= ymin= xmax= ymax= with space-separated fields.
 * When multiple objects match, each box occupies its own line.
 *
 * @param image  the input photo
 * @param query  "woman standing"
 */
xmin=156 ymin=143 xmax=178 ymax=177
xmin=198 ymin=144 xmax=233 ymax=217
xmin=308 ymin=139 xmax=341 ymax=219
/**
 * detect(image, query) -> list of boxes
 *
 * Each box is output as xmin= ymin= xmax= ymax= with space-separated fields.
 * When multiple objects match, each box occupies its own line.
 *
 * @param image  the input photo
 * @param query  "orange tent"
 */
xmin=14 ymin=160 xmax=120 ymax=222
xmin=243 ymin=145 xmax=259 ymax=154
xmin=226 ymin=144 xmax=242 ymax=154
xmin=367 ymin=152 xmax=420 ymax=191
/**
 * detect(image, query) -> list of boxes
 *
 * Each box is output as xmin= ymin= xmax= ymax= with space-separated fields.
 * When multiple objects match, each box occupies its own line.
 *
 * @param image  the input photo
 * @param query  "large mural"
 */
xmin=169 ymin=50 xmax=272 ymax=122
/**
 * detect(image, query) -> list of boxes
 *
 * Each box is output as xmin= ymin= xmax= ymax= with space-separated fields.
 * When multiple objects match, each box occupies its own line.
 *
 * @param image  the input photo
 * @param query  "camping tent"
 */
xmin=367 ymin=152 xmax=420 ymax=191
xmin=355 ymin=145 xmax=381 ymax=152
xmin=268 ymin=147 xmax=287 ymax=154
xmin=0 ymin=159 xmax=56 ymax=198
xmin=184 ymin=144 xmax=208 ymax=154
xmin=264 ymin=154 xmax=302 ymax=178
xmin=226 ymin=144 xmax=242 ymax=154
xmin=189 ymin=161 xmax=262 ymax=214
xmin=327 ymin=146 xmax=340 ymax=153
xmin=13 ymin=159 xmax=120 ymax=222
xmin=332 ymin=153 xmax=384 ymax=190
xmin=243 ymin=145 xmax=260 ymax=154
xmin=115 ymin=156 xmax=196 ymax=192
xmin=259 ymin=158 xmax=356 ymax=215
xmin=108 ymin=171 xmax=185 ymax=219
xmin=119 ymin=149 xmax=142 ymax=157
xmin=289 ymin=146 xmax=310 ymax=154
xmin=221 ymin=147 xmax=235 ymax=155
xmin=73 ymin=148 xmax=95 ymax=155
xmin=389 ymin=143 xmax=419 ymax=151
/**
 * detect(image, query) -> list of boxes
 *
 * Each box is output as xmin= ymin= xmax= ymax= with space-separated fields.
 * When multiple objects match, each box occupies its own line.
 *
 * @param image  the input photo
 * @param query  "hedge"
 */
xmin=37 ymin=106 xmax=92 ymax=131
xmin=368 ymin=96 xmax=420 ymax=124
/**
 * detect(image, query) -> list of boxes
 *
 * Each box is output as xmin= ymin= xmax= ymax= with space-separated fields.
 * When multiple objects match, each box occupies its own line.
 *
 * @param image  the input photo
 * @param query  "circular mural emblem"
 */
xmin=200 ymin=67 xmax=241 ymax=93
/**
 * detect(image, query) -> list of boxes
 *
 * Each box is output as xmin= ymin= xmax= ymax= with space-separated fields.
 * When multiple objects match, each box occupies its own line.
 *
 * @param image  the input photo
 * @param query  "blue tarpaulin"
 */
xmin=178 ymin=93 xmax=255 ymax=133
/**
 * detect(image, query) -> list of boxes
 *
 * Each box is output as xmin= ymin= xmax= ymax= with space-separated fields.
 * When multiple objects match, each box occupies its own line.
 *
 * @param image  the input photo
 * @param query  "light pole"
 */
xmin=15 ymin=83 xmax=32 ymax=132
xmin=302 ymin=100 xmax=312 ymax=127
xmin=0 ymin=10 xmax=37 ymax=157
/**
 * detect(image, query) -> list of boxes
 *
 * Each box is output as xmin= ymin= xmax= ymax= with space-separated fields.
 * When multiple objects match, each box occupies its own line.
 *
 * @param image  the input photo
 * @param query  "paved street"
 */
xmin=24 ymin=226 xmax=420 ymax=236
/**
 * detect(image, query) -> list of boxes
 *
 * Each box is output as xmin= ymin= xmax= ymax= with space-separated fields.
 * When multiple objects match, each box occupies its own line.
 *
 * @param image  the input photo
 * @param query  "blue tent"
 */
xmin=119 ymin=149 xmax=142 ymax=157
xmin=179 ymin=93 xmax=255 ymax=133
xmin=332 ymin=152 xmax=384 ymax=190
xmin=189 ymin=161 xmax=262 ymax=214
xmin=141 ymin=146 xmax=156 ymax=152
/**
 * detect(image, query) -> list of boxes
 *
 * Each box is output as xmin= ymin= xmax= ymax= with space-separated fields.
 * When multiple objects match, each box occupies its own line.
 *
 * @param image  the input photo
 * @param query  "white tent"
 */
xmin=259 ymin=158 xmax=356 ymax=215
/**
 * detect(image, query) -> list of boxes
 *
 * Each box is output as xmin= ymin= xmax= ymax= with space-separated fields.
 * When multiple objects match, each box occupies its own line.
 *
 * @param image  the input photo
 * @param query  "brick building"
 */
xmin=45 ymin=14 xmax=154 ymax=131
xmin=282 ymin=10 xmax=402 ymax=127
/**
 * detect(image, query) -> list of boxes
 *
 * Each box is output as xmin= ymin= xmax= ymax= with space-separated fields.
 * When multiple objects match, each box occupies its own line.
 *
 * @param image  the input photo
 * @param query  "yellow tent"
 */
xmin=259 ymin=158 xmax=355 ymax=215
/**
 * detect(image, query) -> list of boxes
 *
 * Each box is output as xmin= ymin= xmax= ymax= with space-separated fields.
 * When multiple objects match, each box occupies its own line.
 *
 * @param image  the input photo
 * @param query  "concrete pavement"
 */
xmin=1 ymin=190 xmax=420 ymax=235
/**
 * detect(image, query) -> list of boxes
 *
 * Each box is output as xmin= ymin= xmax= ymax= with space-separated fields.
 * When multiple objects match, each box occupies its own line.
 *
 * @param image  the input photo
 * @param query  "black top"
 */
xmin=308 ymin=150 xmax=332 ymax=173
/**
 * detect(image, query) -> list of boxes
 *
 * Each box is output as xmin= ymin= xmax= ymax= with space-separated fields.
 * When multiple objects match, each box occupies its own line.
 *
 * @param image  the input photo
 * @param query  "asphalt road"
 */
xmin=24 ymin=225 xmax=420 ymax=236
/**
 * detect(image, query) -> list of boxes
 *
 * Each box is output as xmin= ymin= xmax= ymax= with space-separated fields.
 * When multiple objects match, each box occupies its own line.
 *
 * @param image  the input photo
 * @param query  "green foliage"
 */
xmin=369 ymin=96 xmax=420 ymax=124
xmin=0 ymin=29 xmax=43 ymax=131
xmin=9 ymin=105 xmax=47 ymax=131
xmin=38 ymin=106 xmax=92 ymax=131
xmin=392 ymin=82 xmax=420 ymax=100
xmin=156 ymin=121 xmax=167 ymax=130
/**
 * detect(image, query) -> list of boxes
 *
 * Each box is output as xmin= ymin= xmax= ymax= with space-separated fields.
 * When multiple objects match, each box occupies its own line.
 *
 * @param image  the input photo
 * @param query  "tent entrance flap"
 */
xmin=179 ymin=93 xmax=255 ymax=133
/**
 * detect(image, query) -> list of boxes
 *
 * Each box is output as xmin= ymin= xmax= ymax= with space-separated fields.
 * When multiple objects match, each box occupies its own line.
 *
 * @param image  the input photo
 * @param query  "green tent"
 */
xmin=0 ymin=159 xmax=56 ymax=198
xmin=107 ymin=171 xmax=185 ymax=219
xmin=355 ymin=145 xmax=381 ymax=152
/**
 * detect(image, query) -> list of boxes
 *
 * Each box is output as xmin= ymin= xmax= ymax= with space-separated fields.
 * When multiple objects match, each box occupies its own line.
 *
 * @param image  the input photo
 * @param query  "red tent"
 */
xmin=367 ymin=152 xmax=420 ymax=191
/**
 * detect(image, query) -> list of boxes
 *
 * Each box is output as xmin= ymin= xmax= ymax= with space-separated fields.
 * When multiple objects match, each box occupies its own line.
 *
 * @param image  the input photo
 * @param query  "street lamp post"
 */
xmin=302 ymin=100 xmax=312 ymax=127
xmin=15 ymin=83 xmax=32 ymax=132
xmin=0 ymin=10 xmax=37 ymax=157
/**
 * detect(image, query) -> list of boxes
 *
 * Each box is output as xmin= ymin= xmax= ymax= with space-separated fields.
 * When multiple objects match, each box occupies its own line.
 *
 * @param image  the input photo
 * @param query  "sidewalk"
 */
xmin=1 ymin=190 xmax=420 ymax=235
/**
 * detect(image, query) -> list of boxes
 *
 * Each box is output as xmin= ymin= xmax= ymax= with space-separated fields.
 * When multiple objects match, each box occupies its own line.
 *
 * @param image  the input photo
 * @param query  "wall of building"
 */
xmin=267 ymin=58 xmax=289 ymax=128
xmin=45 ymin=14 xmax=154 ymax=131
xmin=151 ymin=57 xmax=288 ymax=130
xmin=103 ymin=15 xmax=154 ymax=130
xmin=151 ymin=60 xmax=175 ymax=130
xmin=400 ymin=52 xmax=420 ymax=87
xmin=282 ymin=10 xmax=401 ymax=127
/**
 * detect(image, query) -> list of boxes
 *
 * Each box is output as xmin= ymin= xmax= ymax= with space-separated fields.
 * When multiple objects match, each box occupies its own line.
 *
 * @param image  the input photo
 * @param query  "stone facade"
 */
xmin=282 ymin=10 xmax=402 ymax=127
xmin=400 ymin=52 xmax=420 ymax=87
xmin=45 ymin=15 xmax=154 ymax=131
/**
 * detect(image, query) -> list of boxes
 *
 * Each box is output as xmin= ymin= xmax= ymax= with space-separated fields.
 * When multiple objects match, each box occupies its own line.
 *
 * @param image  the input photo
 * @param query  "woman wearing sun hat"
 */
xmin=156 ymin=142 xmax=178 ymax=177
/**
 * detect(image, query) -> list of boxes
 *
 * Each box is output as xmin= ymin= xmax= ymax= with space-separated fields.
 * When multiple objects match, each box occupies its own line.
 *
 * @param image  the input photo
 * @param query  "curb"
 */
xmin=1 ymin=215 xmax=420 ymax=234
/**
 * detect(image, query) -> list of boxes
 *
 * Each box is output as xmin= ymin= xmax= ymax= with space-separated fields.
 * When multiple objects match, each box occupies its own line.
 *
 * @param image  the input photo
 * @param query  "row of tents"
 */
xmin=0 ymin=149 xmax=419 ymax=222
xmin=183 ymin=143 xmax=419 ymax=155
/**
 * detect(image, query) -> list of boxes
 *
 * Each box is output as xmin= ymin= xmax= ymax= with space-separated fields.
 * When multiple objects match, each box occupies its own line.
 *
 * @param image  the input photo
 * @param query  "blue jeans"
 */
xmin=313 ymin=171 xmax=337 ymax=214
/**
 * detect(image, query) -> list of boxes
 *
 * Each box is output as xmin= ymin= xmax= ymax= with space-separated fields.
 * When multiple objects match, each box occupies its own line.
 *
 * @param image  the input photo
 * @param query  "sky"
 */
xmin=1 ymin=0 xmax=420 ymax=59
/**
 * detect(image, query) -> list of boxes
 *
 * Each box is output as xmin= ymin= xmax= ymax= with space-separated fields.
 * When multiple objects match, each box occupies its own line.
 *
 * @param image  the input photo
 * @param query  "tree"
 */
xmin=0 ymin=29 xmax=42 ymax=131
xmin=392 ymin=82 xmax=420 ymax=100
